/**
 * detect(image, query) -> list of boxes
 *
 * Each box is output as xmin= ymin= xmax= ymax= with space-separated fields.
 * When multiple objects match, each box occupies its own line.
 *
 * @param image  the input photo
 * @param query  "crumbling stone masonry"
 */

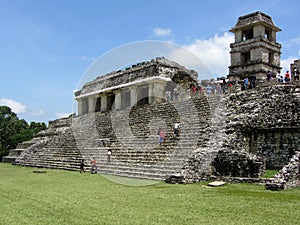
xmin=266 ymin=151 xmax=300 ymax=190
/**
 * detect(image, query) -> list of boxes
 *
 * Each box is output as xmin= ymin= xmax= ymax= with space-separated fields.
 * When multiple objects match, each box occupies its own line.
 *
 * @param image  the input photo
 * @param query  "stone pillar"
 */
xmin=273 ymin=53 xmax=280 ymax=68
xmin=130 ymin=87 xmax=137 ymax=107
xmin=271 ymin=30 xmax=276 ymax=42
xmin=114 ymin=90 xmax=121 ymax=110
xmin=153 ymin=82 xmax=166 ymax=103
xmin=253 ymin=25 xmax=265 ymax=38
xmin=88 ymin=97 xmax=95 ymax=113
xmin=148 ymin=83 xmax=154 ymax=104
xmin=235 ymin=30 xmax=242 ymax=42
xmin=101 ymin=95 xmax=107 ymax=111
xmin=77 ymin=99 xmax=83 ymax=116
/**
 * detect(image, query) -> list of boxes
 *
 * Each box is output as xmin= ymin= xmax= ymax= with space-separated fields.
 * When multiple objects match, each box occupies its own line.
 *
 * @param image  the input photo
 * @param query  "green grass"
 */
xmin=0 ymin=163 xmax=299 ymax=225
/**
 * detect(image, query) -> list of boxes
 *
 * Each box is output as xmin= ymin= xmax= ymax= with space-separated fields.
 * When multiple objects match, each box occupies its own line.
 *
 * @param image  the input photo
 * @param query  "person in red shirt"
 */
xmin=285 ymin=71 xmax=291 ymax=82
xmin=159 ymin=129 xmax=165 ymax=146
xmin=90 ymin=157 xmax=97 ymax=174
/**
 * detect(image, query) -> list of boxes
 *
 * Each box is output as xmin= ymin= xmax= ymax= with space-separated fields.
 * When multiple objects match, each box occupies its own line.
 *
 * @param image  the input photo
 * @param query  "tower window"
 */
xmin=241 ymin=51 xmax=251 ymax=65
xmin=264 ymin=29 xmax=272 ymax=41
xmin=242 ymin=28 xmax=254 ymax=41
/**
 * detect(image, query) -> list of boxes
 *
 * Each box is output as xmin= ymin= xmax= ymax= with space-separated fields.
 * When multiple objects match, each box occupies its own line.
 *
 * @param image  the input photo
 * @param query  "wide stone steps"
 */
xmin=12 ymin=95 xmax=223 ymax=180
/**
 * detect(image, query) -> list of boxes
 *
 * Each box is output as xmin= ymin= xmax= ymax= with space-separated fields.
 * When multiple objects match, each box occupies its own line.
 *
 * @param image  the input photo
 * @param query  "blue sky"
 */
xmin=1 ymin=0 xmax=300 ymax=124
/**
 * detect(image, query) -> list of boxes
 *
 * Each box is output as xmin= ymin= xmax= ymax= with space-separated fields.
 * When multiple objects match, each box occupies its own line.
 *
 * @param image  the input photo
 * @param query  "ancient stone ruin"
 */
xmin=228 ymin=11 xmax=281 ymax=80
xmin=4 ymin=11 xmax=300 ymax=190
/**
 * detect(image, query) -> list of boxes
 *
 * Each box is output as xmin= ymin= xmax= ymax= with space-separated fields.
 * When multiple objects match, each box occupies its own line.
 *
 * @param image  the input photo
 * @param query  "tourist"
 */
xmin=294 ymin=70 xmax=299 ymax=81
xmin=166 ymin=90 xmax=171 ymax=102
xmin=250 ymin=74 xmax=256 ymax=89
xmin=191 ymin=85 xmax=197 ymax=98
xmin=173 ymin=122 xmax=180 ymax=138
xmin=157 ymin=128 xmax=162 ymax=142
xmin=277 ymin=73 xmax=283 ymax=83
xmin=206 ymin=84 xmax=212 ymax=96
xmin=228 ymin=82 xmax=233 ymax=93
xmin=107 ymin=150 xmax=111 ymax=163
xmin=174 ymin=88 xmax=179 ymax=101
xmin=80 ymin=159 xmax=85 ymax=173
xmin=222 ymin=79 xmax=227 ymax=93
xmin=159 ymin=129 xmax=165 ymax=146
xmin=211 ymin=84 xmax=216 ymax=95
xmin=266 ymin=71 xmax=272 ymax=81
xmin=216 ymin=84 xmax=221 ymax=95
xmin=285 ymin=70 xmax=291 ymax=82
xmin=244 ymin=77 xmax=249 ymax=90
xmin=90 ymin=157 xmax=97 ymax=174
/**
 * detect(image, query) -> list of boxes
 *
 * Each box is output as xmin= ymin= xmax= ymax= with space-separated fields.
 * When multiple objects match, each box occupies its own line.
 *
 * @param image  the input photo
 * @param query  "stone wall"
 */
xmin=248 ymin=128 xmax=300 ymax=169
xmin=212 ymin=150 xmax=265 ymax=178
xmin=167 ymin=82 xmax=300 ymax=187
xmin=266 ymin=151 xmax=300 ymax=190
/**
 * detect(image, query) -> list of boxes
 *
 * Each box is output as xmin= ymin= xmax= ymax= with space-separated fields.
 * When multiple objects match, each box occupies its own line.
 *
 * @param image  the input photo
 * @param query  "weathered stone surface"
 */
xmin=266 ymin=151 xmax=300 ymax=190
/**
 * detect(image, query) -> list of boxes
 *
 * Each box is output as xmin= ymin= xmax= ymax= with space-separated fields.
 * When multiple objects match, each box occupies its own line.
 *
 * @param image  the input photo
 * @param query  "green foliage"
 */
xmin=0 ymin=163 xmax=299 ymax=225
xmin=262 ymin=170 xmax=279 ymax=178
xmin=0 ymin=106 xmax=47 ymax=161
xmin=29 ymin=121 xmax=47 ymax=135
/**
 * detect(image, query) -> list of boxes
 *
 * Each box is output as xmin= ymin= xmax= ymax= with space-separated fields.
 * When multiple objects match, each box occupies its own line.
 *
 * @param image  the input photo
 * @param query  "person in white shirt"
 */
xmin=173 ymin=122 xmax=180 ymax=138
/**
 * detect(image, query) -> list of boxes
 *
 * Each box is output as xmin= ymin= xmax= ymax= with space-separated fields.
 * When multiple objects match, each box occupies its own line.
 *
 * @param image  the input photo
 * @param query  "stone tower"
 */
xmin=228 ymin=11 xmax=282 ymax=80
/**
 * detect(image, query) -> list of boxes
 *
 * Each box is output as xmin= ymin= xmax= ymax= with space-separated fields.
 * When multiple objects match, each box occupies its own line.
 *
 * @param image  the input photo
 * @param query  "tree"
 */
xmin=0 ymin=106 xmax=47 ymax=161
xmin=29 ymin=121 xmax=47 ymax=135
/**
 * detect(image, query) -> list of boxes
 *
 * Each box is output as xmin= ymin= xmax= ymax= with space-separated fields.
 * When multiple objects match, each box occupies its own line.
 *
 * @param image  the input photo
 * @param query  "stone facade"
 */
xmin=229 ymin=11 xmax=281 ymax=80
xmin=75 ymin=57 xmax=198 ymax=115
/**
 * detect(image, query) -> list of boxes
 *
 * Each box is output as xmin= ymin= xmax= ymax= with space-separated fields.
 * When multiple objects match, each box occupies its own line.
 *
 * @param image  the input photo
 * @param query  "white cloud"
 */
xmin=0 ymin=98 xmax=27 ymax=113
xmin=55 ymin=112 xmax=71 ymax=118
xmin=182 ymin=32 xmax=234 ymax=77
xmin=286 ymin=36 xmax=300 ymax=47
xmin=280 ymin=57 xmax=297 ymax=74
xmin=153 ymin=27 xmax=172 ymax=36
xmin=30 ymin=109 xmax=44 ymax=116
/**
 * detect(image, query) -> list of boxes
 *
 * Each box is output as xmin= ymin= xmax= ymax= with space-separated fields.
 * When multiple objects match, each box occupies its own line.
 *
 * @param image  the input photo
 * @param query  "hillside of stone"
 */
xmin=174 ymin=83 xmax=300 ymax=185
xmin=224 ymin=84 xmax=300 ymax=162
xmin=226 ymin=84 xmax=299 ymax=131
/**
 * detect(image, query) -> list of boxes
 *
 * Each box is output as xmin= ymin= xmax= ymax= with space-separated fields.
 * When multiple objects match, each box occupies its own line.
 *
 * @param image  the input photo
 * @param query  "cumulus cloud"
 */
xmin=182 ymin=32 xmax=234 ymax=77
xmin=153 ymin=27 xmax=172 ymax=36
xmin=55 ymin=112 xmax=71 ymax=118
xmin=30 ymin=109 xmax=44 ymax=116
xmin=0 ymin=98 xmax=27 ymax=113
xmin=280 ymin=57 xmax=297 ymax=74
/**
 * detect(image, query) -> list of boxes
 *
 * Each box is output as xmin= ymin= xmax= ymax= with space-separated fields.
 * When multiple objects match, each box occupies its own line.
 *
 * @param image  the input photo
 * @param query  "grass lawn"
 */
xmin=0 ymin=163 xmax=299 ymax=225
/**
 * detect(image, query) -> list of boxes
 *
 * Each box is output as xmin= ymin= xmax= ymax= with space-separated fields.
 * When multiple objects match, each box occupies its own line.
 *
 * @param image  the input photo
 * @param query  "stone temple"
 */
xmin=4 ymin=11 xmax=300 ymax=190
xmin=74 ymin=57 xmax=198 ymax=115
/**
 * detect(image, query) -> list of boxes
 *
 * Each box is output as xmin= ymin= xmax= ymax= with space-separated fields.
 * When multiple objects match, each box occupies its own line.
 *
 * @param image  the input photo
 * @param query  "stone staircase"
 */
xmin=13 ymin=95 xmax=223 ymax=180
xmin=14 ymin=116 xmax=84 ymax=171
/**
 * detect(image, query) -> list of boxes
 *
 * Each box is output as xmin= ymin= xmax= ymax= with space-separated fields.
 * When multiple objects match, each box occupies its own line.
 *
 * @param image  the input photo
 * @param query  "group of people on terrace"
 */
xmin=267 ymin=69 xmax=300 ymax=83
